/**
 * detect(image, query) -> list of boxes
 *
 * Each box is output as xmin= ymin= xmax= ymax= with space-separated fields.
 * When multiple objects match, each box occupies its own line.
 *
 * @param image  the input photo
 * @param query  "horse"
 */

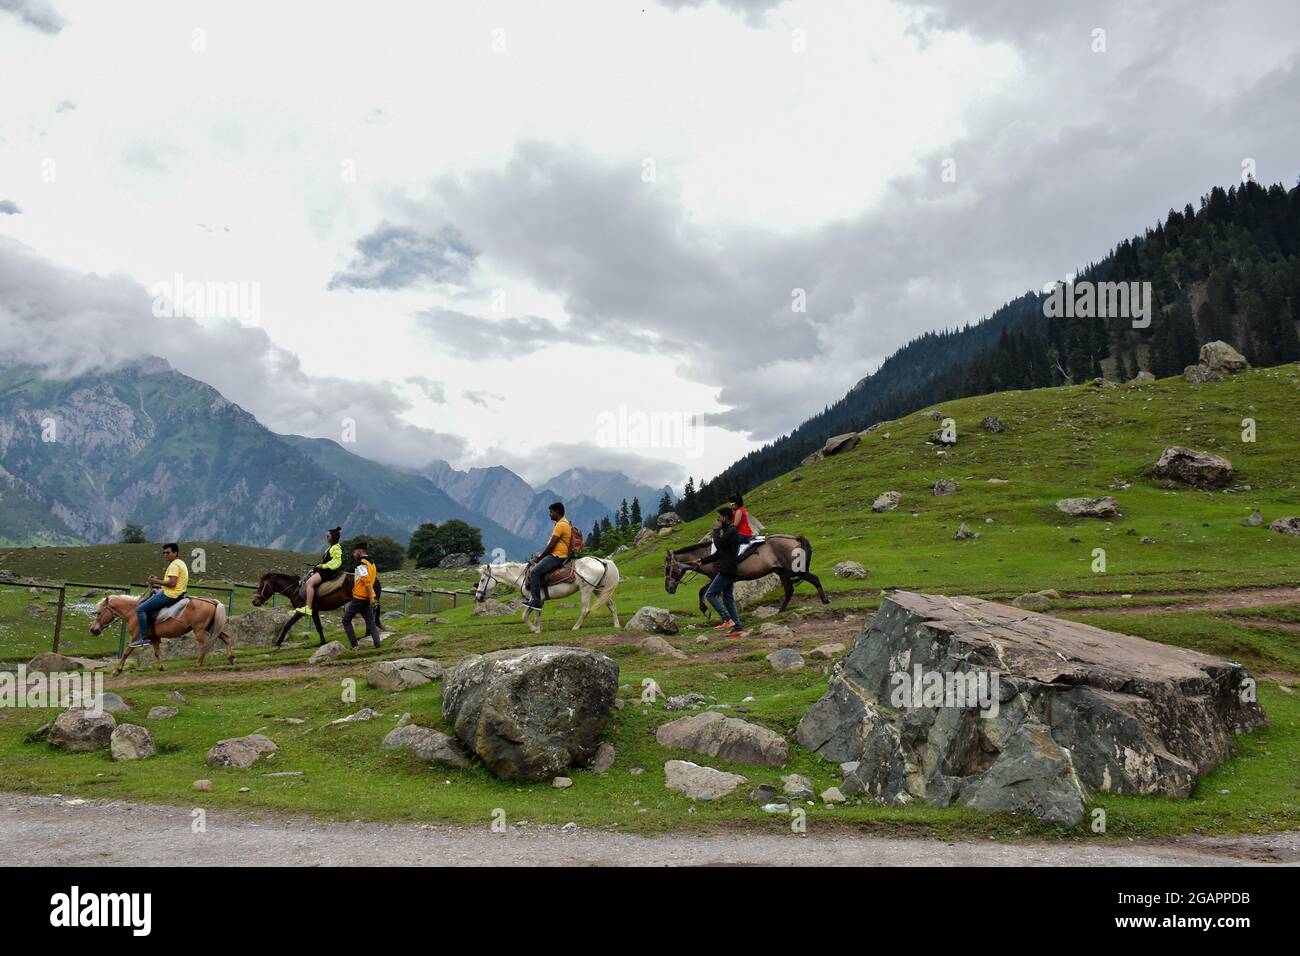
xmin=249 ymin=571 xmax=382 ymax=647
xmin=664 ymin=533 xmax=829 ymax=615
xmin=90 ymin=593 xmax=233 ymax=676
xmin=474 ymin=558 xmax=621 ymax=634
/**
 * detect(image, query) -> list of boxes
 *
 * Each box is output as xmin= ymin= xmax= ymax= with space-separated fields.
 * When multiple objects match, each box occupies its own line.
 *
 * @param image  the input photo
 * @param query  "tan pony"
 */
xmin=90 ymin=594 xmax=234 ymax=676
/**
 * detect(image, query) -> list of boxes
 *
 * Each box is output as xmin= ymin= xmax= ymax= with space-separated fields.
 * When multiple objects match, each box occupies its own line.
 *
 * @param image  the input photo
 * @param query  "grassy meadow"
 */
xmin=1 ymin=365 xmax=1298 ymax=839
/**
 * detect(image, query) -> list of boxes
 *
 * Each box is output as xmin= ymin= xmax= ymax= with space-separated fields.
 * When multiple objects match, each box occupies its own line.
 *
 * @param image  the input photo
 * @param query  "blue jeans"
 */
xmin=135 ymin=590 xmax=180 ymax=640
xmin=530 ymin=555 xmax=564 ymax=608
xmin=705 ymin=574 xmax=740 ymax=626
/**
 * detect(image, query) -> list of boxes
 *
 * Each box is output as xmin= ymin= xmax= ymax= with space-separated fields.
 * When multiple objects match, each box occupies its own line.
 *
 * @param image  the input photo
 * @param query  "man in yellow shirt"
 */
xmin=130 ymin=542 xmax=188 ymax=648
xmin=525 ymin=502 xmax=571 ymax=612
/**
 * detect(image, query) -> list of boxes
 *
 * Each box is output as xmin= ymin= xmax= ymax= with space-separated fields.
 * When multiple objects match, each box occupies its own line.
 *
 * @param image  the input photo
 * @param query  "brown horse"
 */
xmin=250 ymin=571 xmax=382 ymax=647
xmin=664 ymin=534 xmax=829 ymax=615
xmin=90 ymin=594 xmax=233 ymax=676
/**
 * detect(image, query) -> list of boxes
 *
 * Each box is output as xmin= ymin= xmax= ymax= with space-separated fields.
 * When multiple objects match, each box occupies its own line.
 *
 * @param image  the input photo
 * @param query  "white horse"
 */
xmin=474 ymin=558 xmax=621 ymax=634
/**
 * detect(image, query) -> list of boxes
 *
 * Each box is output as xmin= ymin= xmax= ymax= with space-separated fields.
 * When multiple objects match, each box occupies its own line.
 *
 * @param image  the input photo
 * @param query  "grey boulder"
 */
xmin=367 ymin=658 xmax=445 ymax=692
xmin=796 ymin=591 xmax=1266 ymax=825
xmin=663 ymin=760 xmax=747 ymax=800
xmin=380 ymin=724 xmax=470 ymax=769
xmin=48 ymin=707 xmax=116 ymax=752
xmin=655 ymin=711 xmax=788 ymax=767
xmin=1055 ymin=496 xmax=1119 ymax=518
xmin=206 ymin=734 xmax=277 ymax=769
xmin=1153 ymin=446 xmax=1234 ymax=489
xmin=442 ymin=646 xmax=619 ymax=781
xmin=110 ymin=724 xmax=156 ymax=761
xmin=626 ymin=606 xmax=679 ymax=635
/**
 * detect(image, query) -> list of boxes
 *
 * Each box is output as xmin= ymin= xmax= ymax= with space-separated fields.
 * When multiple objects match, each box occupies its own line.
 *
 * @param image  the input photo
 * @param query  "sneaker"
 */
xmin=294 ymin=606 xmax=311 ymax=616
xmin=728 ymin=626 xmax=748 ymax=638
xmin=521 ymin=602 xmax=541 ymax=612
xmin=712 ymin=619 xmax=735 ymax=631
xmin=127 ymin=637 xmax=151 ymax=649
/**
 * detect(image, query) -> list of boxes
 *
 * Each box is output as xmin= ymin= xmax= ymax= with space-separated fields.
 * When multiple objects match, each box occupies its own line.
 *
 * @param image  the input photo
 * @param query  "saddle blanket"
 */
xmin=154 ymin=598 xmax=190 ymax=623
xmin=709 ymin=535 xmax=765 ymax=558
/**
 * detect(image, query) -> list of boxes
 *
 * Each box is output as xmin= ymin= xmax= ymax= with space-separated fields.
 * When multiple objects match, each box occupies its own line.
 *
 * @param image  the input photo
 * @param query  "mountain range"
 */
xmin=0 ymin=358 xmax=667 ymax=558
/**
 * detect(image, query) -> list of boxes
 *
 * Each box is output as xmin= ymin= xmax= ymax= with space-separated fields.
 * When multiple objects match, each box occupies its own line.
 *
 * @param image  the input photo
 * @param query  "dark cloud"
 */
xmin=0 ymin=235 xmax=468 ymax=469
xmin=0 ymin=201 xmax=21 ymax=215
xmin=343 ymin=1 xmax=1300 ymax=442
xmin=0 ymin=0 xmax=65 ymax=34
xmin=416 ymin=308 xmax=575 ymax=359
xmin=329 ymin=222 xmax=476 ymax=291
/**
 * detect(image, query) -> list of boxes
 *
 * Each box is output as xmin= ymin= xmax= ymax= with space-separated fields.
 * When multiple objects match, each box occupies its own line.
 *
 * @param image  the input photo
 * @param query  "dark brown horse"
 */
xmin=250 ymin=571 xmax=383 ymax=647
xmin=664 ymin=533 xmax=829 ymax=615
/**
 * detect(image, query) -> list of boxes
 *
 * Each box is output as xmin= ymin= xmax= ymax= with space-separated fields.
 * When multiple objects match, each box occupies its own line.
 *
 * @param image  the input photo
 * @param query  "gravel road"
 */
xmin=3 ymin=794 xmax=1297 ymax=866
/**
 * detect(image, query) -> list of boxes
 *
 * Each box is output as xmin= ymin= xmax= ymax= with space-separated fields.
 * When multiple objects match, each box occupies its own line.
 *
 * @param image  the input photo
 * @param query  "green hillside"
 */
xmin=629 ymin=363 xmax=1300 ymax=600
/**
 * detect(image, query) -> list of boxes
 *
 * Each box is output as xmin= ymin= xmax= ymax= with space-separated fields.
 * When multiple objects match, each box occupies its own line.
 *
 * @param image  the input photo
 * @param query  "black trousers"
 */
xmin=341 ymin=599 xmax=382 ymax=648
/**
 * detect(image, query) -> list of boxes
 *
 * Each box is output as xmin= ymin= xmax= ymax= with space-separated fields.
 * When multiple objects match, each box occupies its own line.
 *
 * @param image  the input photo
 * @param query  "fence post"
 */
xmin=402 ymin=592 xmax=409 ymax=614
xmin=227 ymin=587 xmax=235 ymax=613
xmin=117 ymin=621 xmax=126 ymax=657
xmin=52 ymin=586 xmax=66 ymax=653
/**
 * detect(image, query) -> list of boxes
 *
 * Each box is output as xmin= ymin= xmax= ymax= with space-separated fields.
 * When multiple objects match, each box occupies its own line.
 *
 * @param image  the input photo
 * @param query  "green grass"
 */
xmin=2 ymin=366 xmax=1300 ymax=838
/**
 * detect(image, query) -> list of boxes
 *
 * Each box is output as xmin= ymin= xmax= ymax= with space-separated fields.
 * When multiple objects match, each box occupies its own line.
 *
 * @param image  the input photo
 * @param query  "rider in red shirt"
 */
xmin=729 ymin=493 xmax=754 ymax=544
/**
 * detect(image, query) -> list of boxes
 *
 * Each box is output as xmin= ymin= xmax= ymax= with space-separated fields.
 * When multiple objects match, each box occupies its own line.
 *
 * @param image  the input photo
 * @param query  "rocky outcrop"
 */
xmin=367 ymin=658 xmax=445 ymax=692
xmin=1056 ymin=496 xmax=1119 ymax=518
xmin=1153 ymin=446 xmax=1234 ymax=489
xmin=796 ymin=592 xmax=1266 ymax=825
xmin=1183 ymin=364 xmax=1223 ymax=383
xmin=657 ymin=511 xmax=683 ymax=528
xmin=655 ymin=711 xmax=788 ymax=767
xmin=442 ymin=646 xmax=619 ymax=781
xmin=626 ymin=606 xmax=679 ymax=635
xmin=633 ymin=527 xmax=659 ymax=548
xmin=438 ymin=552 xmax=473 ymax=569
xmin=206 ymin=734 xmax=277 ymax=769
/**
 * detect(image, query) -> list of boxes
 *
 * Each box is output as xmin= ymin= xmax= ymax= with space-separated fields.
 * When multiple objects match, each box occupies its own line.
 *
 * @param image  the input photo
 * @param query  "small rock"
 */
xmin=552 ymin=776 xmax=573 ymax=789
xmin=782 ymin=774 xmax=815 ymax=800
xmin=767 ymin=648 xmax=805 ymax=672
xmin=933 ymin=479 xmax=958 ymax=497
xmin=308 ymin=640 xmax=345 ymax=664
xmin=193 ymin=779 xmax=212 ymax=792
xmin=626 ymin=607 xmax=679 ymax=635
xmin=832 ymin=561 xmax=867 ymax=579
xmin=952 ymin=523 xmax=978 ymax=540
xmin=636 ymin=635 xmax=686 ymax=659
xmin=809 ymin=643 xmax=846 ymax=660
xmin=146 ymin=706 xmax=179 ymax=721
xmin=591 ymin=742 xmax=616 ymax=773
xmin=821 ymin=786 xmax=847 ymax=804
xmin=663 ymin=760 xmax=747 ymax=800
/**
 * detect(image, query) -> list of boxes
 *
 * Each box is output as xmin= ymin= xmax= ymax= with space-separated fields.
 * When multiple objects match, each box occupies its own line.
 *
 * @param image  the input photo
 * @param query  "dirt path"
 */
xmin=1061 ymin=585 xmax=1300 ymax=616
xmin=3 ymin=794 xmax=1295 ymax=866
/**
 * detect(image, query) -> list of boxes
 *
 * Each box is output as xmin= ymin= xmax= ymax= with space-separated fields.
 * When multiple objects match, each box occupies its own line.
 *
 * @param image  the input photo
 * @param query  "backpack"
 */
xmin=569 ymin=525 xmax=584 ymax=555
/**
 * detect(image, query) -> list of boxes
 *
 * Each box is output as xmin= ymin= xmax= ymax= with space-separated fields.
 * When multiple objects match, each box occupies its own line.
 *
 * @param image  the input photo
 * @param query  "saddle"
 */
xmin=318 ymin=575 xmax=348 ymax=598
xmin=524 ymin=559 xmax=577 ymax=592
xmin=709 ymin=535 xmax=765 ymax=559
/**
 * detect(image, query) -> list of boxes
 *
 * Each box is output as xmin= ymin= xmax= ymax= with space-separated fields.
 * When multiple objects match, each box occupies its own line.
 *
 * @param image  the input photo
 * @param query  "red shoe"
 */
xmin=728 ymin=626 xmax=749 ymax=638
xmin=713 ymin=619 xmax=735 ymax=630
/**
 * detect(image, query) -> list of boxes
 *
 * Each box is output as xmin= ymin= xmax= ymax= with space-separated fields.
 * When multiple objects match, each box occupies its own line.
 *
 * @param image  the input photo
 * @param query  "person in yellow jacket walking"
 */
xmin=341 ymin=540 xmax=383 ymax=649
xmin=299 ymin=526 xmax=344 ymax=615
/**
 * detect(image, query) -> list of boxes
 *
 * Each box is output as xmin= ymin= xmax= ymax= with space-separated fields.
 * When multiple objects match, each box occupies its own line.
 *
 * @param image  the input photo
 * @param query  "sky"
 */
xmin=1 ymin=0 xmax=1298 ymax=488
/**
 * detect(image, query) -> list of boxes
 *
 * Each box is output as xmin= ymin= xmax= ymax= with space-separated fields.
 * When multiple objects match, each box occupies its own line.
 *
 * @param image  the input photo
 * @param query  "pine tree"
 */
xmin=617 ymin=499 xmax=630 ymax=531
xmin=658 ymin=491 xmax=673 ymax=515
xmin=630 ymin=497 xmax=642 ymax=527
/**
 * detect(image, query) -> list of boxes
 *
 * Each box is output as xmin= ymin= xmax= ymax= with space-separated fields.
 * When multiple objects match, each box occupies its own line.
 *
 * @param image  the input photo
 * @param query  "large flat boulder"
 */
xmin=655 ymin=711 xmax=788 ymax=767
xmin=796 ymin=591 xmax=1265 ymax=825
xmin=442 ymin=646 xmax=619 ymax=781
xmin=1153 ymin=446 xmax=1234 ymax=489
xmin=1055 ymin=496 xmax=1118 ymax=518
xmin=367 ymin=658 xmax=445 ymax=692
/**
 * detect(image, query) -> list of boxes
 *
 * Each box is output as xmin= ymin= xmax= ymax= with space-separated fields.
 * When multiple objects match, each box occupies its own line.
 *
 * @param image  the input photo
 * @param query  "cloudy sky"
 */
xmin=1 ymin=0 xmax=1297 ymax=488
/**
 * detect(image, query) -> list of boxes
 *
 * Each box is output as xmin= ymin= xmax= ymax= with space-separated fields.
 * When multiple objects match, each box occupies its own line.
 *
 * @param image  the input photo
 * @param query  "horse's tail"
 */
xmin=797 ymin=534 xmax=814 ymax=572
xmin=212 ymin=600 xmax=228 ymax=640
